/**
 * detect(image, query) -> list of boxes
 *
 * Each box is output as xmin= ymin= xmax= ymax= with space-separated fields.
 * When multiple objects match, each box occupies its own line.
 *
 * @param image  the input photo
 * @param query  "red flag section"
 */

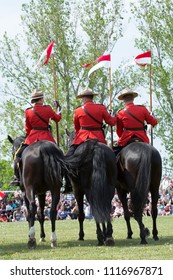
xmin=134 ymin=51 xmax=151 ymax=66
xmin=0 ymin=191 xmax=5 ymax=200
xmin=43 ymin=41 xmax=54 ymax=65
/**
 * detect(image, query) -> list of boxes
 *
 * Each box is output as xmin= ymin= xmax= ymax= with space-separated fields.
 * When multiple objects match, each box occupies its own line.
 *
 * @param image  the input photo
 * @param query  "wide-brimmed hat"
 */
xmin=117 ymin=88 xmax=138 ymax=100
xmin=76 ymin=87 xmax=98 ymax=99
xmin=31 ymin=89 xmax=44 ymax=103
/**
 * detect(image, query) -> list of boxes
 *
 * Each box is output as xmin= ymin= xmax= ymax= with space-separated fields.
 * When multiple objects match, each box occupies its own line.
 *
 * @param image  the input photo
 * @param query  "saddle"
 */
xmin=127 ymin=136 xmax=143 ymax=145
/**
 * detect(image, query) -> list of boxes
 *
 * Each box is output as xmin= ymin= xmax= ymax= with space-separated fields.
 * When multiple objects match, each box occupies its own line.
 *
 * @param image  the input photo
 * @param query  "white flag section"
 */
xmin=135 ymin=57 xmax=151 ymax=65
xmin=88 ymin=60 xmax=110 ymax=77
xmin=122 ymin=51 xmax=151 ymax=70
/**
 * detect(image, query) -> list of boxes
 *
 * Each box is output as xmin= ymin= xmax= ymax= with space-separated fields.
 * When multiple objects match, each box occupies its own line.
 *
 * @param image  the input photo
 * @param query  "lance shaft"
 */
xmin=52 ymin=53 xmax=59 ymax=146
xmin=108 ymin=67 xmax=113 ymax=148
xmin=149 ymin=64 xmax=153 ymax=146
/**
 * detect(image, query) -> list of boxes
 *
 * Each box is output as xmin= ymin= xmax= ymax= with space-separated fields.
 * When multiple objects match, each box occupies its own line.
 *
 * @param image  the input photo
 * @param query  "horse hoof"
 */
xmin=153 ymin=236 xmax=159 ymax=241
xmin=51 ymin=241 xmax=58 ymax=248
xmin=97 ymin=241 xmax=104 ymax=246
xmin=140 ymin=240 xmax=148 ymax=245
xmin=127 ymin=236 xmax=132 ymax=239
xmin=28 ymin=239 xmax=36 ymax=249
xmin=105 ymin=237 xmax=115 ymax=246
xmin=39 ymin=238 xmax=46 ymax=243
xmin=145 ymin=228 xmax=150 ymax=237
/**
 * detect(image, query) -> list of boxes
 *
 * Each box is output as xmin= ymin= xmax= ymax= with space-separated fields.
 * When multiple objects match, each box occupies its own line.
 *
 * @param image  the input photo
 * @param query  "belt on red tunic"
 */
xmin=123 ymin=127 xmax=145 ymax=131
xmin=80 ymin=126 xmax=102 ymax=131
xmin=32 ymin=127 xmax=49 ymax=131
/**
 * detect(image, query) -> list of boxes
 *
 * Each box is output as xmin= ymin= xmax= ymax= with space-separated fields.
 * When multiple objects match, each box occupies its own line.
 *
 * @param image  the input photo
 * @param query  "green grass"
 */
xmin=0 ymin=216 xmax=172 ymax=260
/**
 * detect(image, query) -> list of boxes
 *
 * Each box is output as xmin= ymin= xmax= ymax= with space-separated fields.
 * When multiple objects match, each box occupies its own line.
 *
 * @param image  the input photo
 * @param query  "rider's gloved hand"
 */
xmin=53 ymin=100 xmax=62 ymax=114
xmin=109 ymin=109 xmax=116 ymax=116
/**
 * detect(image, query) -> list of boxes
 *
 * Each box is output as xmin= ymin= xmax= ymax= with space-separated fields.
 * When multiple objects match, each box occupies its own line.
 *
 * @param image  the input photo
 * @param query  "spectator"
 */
xmin=69 ymin=201 xmax=79 ymax=220
xmin=112 ymin=202 xmax=124 ymax=218
xmin=57 ymin=203 xmax=68 ymax=220
xmin=84 ymin=203 xmax=93 ymax=219
xmin=5 ymin=200 xmax=13 ymax=211
xmin=12 ymin=206 xmax=23 ymax=222
xmin=0 ymin=212 xmax=7 ymax=222
xmin=44 ymin=206 xmax=50 ymax=220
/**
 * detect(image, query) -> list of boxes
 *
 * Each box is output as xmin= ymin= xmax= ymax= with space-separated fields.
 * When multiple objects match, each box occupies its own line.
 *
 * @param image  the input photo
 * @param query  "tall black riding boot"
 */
xmin=10 ymin=157 xmax=21 ymax=186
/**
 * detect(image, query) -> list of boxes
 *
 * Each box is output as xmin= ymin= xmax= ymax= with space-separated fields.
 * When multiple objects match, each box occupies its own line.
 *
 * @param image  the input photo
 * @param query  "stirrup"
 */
xmin=61 ymin=178 xmax=73 ymax=194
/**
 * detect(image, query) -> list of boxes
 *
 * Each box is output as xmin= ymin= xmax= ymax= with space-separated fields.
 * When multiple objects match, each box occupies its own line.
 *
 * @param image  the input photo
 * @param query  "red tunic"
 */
xmin=116 ymin=103 xmax=158 ymax=146
xmin=24 ymin=105 xmax=61 ymax=145
xmin=72 ymin=101 xmax=117 ymax=145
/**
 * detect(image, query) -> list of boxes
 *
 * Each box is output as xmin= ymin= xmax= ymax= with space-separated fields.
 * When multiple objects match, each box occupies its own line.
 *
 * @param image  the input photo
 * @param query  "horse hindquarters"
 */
xmin=118 ymin=143 xmax=153 ymax=244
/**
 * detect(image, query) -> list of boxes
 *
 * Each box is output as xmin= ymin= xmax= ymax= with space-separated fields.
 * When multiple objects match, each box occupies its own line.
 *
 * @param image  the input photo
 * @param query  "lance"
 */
xmin=52 ymin=53 xmax=60 ymax=146
xmin=108 ymin=66 xmax=114 ymax=148
xmin=149 ymin=63 xmax=153 ymax=146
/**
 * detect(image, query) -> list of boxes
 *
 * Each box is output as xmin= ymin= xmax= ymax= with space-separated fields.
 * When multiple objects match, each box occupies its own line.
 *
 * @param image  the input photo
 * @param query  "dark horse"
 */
xmin=8 ymin=135 xmax=68 ymax=249
xmin=64 ymin=139 xmax=117 ymax=246
xmin=116 ymin=141 xmax=162 ymax=244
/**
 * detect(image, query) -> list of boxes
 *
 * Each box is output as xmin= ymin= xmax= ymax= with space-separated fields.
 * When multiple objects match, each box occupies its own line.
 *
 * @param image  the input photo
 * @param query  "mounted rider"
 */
xmin=66 ymin=87 xmax=117 ymax=156
xmin=113 ymin=88 xmax=158 ymax=156
xmin=10 ymin=89 xmax=62 ymax=186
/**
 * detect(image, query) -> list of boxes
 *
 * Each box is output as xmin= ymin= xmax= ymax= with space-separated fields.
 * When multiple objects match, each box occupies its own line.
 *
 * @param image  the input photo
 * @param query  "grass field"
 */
xmin=0 ymin=216 xmax=172 ymax=260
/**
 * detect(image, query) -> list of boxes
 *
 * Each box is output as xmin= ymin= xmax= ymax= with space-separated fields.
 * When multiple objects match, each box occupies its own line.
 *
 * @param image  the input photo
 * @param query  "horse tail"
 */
xmin=88 ymin=145 xmax=116 ymax=223
xmin=131 ymin=144 xmax=152 ymax=213
xmin=40 ymin=142 xmax=68 ymax=187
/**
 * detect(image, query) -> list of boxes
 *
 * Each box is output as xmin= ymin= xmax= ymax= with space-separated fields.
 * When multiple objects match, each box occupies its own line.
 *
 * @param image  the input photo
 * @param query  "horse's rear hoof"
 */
xmin=78 ymin=237 xmax=84 ymax=241
xmin=153 ymin=236 xmax=159 ymax=241
xmin=105 ymin=237 xmax=115 ymax=246
xmin=28 ymin=239 xmax=36 ymax=249
xmin=140 ymin=239 xmax=148 ymax=245
xmin=127 ymin=236 xmax=133 ymax=239
xmin=97 ymin=240 xmax=104 ymax=246
xmin=39 ymin=237 xmax=46 ymax=243
xmin=51 ymin=241 xmax=58 ymax=248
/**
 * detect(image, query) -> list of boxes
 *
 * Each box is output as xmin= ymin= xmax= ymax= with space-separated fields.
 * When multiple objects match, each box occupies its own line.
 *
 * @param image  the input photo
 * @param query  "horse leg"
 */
xmin=134 ymin=212 xmax=149 ymax=244
xmin=102 ymin=223 xmax=106 ymax=241
xmin=96 ymin=223 xmax=105 ymax=246
xmin=150 ymin=189 xmax=159 ymax=241
xmin=76 ymin=192 xmax=85 ymax=241
xmin=50 ymin=191 xmax=60 ymax=248
xmin=37 ymin=193 xmax=46 ymax=242
xmin=118 ymin=190 xmax=133 ymax=239
xmin=105 ymin=220 xmax=115 ymax=246
xmin=25 ymin=187 xmax=37 ymax=249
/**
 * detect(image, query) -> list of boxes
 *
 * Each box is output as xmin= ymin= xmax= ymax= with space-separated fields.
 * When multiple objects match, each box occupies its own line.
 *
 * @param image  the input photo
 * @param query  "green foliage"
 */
xmin=0 ymin=159 xmax=13 ymax=190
